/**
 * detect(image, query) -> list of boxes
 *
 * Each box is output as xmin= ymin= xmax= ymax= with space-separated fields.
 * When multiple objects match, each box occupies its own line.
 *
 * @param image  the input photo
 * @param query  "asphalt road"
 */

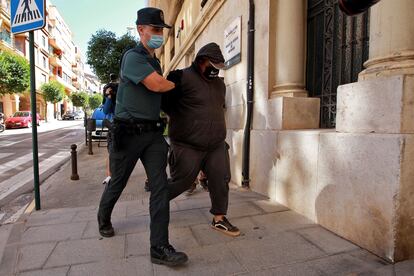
xmin=0 ymin=120 xmax=85 ymax=224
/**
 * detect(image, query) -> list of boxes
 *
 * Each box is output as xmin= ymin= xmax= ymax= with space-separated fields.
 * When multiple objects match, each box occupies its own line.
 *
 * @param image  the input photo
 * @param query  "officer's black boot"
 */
xmin=97 ymin=214 xmax=115 ymax=238
xmin=150 ymin=244 xmax=188 ymax=266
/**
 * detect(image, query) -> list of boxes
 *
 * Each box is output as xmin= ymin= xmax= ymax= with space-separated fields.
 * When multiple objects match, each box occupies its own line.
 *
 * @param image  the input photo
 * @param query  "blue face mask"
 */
xmin=147 ymin=35 xmax=164 ymax=49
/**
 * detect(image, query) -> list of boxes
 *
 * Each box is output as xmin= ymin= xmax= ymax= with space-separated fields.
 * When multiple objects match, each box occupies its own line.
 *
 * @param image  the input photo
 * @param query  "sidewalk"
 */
xmin=0 ymin=145 xmax=413 ymax=275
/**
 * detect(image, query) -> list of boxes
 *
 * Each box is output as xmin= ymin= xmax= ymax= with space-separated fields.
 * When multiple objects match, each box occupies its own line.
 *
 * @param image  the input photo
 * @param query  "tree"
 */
xmin=70 ymin=91 xmax=89 ymax=109
xmin=88 ymin=94 xmax=103 ymax=111
xmin=86 ymin=30 xmax=137 ymax=83
xmin=0 ymin=50 xmax=30 ymax=95
xmin=41 ymin=81 xmax=65 ymax=121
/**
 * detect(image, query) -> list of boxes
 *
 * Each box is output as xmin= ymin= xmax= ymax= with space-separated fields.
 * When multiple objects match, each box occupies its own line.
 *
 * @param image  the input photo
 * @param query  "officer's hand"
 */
xmin=167 ymin=70 xmax=183 ymax=86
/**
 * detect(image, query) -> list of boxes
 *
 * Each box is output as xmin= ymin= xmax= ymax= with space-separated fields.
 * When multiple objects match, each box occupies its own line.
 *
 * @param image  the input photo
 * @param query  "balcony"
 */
xmin=73 ymin=81 xmax=81 ymax=90
xmin=0 ymin=3 xmax=11 ymax=23
xmin=49 ymin=55 xmax=62 ymax=67
xmin=48 ymin=37 xmax=62 ymax=51
xmin=72 ymin=63 xmax=79 ymax=73
xmin=48 ymin=19 xmax=56 ymax=27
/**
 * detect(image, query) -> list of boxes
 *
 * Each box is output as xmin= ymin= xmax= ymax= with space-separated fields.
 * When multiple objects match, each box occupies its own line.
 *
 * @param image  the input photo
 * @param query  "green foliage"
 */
xmin=88 ymin=93 xmax=103 ymax=110
xmin=41 ymin=80 xmax=65 ymax=104
xmin=86 ymin=30 xmax=137 ymax=83
xmin=0 ymin=50 xmax=30 ymax=95
xmin=70 ymin=91 xmax=89 ymax=108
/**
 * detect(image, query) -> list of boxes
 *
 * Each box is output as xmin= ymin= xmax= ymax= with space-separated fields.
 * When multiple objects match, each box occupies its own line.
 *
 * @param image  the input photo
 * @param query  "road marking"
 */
xmin=0 ymin=124 xmax=83 ymax=146
xmin=0 ymin=153 xmax=13 ymax=159
xmin=0 ymin=151 xmax=69 ymax=203
xmin=0 ymin=153 xmax=45 ymax=174
xmin=3 ymin=202 xmax=29 ymax=224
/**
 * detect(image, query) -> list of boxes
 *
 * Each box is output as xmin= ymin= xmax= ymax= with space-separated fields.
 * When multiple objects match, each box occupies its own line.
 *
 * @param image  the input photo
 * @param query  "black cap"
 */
xmin=136 ymin=7 xmax=171 ymax=29
xmin=109 ymin=73 xmax=117 ymax=81
xmin=195 ymin=42 xmax=225 ymax=69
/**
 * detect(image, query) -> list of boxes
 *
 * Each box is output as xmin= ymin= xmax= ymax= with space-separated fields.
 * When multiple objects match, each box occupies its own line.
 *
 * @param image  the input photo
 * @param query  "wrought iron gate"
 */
xmin=306 ymin=0 xmax=370 ymax=128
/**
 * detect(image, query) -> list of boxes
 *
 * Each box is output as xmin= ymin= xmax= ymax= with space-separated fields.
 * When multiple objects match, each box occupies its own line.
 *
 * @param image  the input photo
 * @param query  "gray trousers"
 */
xmin=168 ymin=142 xmax=231 ymax=215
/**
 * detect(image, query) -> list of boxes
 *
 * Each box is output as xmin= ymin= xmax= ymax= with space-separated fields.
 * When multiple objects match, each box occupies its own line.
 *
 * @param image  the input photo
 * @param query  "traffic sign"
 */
xmin=9 ymin=0 xmax=47 ymax=210
xmin=11 ymin=0 xmax=46 ymax=34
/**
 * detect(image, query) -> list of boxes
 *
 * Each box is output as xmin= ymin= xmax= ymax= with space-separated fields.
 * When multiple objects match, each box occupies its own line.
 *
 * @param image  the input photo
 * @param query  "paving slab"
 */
xmin=18 ymin=266 xmax=69 ymax=276
xmin=251 ymin=199 xmax=290 ymax=213
xmin=21 ymin=222 xmax=87 ymax=244
xmin=394 ymin=260 xmax=414 ymax=276
xmin=17 ymin=242 xmax=56 ymax=272
xmin=299 ymin=250 xmax=387 ymax=275
xmin=153 ymin=243 xmax=247 ymax=276
xmin=169 ymin=209 xmax=209 ymax=228
xmin=227 ymin=231 xmax=326 ymax=271
xmin=44 ymin=235 xmax=125 ymax=268
xmin=68 ymin=256 xmax=153 ymax=276
xmin=295 ymin=226 xmax=360 ymax=254
xmin=250 ymin=210 xmax=315 ymax=235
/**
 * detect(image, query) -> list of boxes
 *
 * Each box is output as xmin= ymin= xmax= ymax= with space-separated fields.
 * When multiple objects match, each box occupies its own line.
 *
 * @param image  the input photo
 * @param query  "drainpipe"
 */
xmin=241 ymin=0 xmax=255 ymax=188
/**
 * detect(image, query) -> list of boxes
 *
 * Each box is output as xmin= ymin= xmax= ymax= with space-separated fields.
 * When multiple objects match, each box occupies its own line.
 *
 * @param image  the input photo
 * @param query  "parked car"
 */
xmin=74 ymin=111 xmax=85 ymax=120
xmin=91 ymin=105 xmax=109 ymax=139
xmin=62 ymin=111 xmax=76 ymax=120
xmin=5 ymin=111 xmax=40 ymax=129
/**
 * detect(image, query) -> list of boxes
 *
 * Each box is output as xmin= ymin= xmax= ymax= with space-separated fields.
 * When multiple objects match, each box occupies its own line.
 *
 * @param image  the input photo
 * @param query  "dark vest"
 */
xmin=168 ymin=64 xmax=226 ymax=151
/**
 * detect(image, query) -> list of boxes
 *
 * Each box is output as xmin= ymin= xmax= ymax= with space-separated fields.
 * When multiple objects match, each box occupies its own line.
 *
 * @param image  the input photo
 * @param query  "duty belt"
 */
xmin=113 ymin=118 xmax=164 ymax=135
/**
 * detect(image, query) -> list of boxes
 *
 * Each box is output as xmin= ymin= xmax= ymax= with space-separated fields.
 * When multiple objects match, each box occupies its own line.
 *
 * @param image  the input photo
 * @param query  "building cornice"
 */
xmin=163 ymin=0 xmax=226 ymax=75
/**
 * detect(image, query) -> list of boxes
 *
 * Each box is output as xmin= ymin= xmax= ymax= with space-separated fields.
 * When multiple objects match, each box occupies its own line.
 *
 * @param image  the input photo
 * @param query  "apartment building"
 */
xmin=0 ymin=0 xmax=95 ymax=120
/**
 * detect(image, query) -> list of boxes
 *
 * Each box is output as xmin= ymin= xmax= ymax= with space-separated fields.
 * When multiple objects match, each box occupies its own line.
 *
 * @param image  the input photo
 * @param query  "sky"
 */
xmin=50 ymin=0 xmax=147 ymax=73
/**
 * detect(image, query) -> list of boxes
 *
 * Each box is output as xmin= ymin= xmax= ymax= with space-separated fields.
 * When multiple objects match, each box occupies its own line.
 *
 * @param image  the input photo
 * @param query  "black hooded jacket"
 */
xmin=162 ymin=63 xmax=226 ymax=151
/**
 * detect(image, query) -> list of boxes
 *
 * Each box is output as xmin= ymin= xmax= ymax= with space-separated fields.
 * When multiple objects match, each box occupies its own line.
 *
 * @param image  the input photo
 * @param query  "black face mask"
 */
xmin=203 ymin=66 xmax=219 ymax=79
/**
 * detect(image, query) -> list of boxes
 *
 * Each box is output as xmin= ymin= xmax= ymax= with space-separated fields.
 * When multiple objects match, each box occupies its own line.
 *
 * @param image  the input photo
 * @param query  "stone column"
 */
xmin=359 ymin=0 xmax=414 ymax=80
xmin=265 ymin=0 xmax=319 ymax=130
xmin=270 ymin=0 xmax=308 ymax=97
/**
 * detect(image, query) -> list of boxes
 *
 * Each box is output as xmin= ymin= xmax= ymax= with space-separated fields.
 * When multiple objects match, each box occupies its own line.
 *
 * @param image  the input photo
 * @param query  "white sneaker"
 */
xmin=102 ymin=176 xmax=111 ymax=185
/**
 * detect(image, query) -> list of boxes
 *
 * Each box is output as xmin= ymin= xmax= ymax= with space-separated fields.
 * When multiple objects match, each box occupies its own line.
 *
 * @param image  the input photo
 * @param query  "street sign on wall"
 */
xmin=11 ymin=0 xmax=46 ymax=34
xmin=224 ymin=16 xmax=242 ymax=69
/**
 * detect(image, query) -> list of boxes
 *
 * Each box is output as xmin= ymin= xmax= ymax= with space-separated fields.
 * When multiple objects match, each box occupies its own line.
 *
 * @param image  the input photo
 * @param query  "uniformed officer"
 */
xmin=163 ymin=43 xmax=240 ymax=237
xmin=97 ymin=7 xmax=188 ymax=266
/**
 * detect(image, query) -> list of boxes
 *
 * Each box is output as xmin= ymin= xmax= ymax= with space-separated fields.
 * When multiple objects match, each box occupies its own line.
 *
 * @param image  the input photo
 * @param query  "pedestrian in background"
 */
xmin=102 ymin=73 xmax=118 ymax=186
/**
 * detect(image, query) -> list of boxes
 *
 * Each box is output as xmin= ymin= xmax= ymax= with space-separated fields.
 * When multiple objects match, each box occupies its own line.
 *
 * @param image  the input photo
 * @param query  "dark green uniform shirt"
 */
xmin=115 ymin=43 xmax=163 ymax=121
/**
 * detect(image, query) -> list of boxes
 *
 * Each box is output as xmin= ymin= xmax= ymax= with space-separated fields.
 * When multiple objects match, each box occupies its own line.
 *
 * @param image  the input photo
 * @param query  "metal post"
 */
xmin=88 ymin=131 xmax=93 ymax=155
xmin=70 ymin=144 xmax=79 ymax=180
xmin=84 ymin=114 xmax=88 ymax=145
xmin=29 ymin=31 xmax=41 ymax=210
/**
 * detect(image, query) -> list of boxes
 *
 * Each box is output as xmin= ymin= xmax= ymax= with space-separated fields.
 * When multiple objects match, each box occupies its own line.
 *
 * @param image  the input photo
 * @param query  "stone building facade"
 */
xmin=149 ymin=0 xmax=414 ymax=263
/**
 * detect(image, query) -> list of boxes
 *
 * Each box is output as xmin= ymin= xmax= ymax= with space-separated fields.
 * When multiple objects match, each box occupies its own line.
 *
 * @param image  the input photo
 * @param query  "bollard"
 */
xmin=86 ymin=118 xmax=96 ymax=155
xmin=70 ymin=144 xmax=79 ymax=180
xmin=88 ymin=131 xmax=93 ymax=155
xmin=84 ymin=116 xmax=88 ymax=145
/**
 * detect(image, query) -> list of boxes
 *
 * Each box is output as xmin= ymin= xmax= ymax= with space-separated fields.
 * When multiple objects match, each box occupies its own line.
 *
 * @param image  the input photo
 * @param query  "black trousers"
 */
xmin=98 ymin=130 xmax=170 ymax=247
xmin=168 ymin=142 xmax=231 ymax=215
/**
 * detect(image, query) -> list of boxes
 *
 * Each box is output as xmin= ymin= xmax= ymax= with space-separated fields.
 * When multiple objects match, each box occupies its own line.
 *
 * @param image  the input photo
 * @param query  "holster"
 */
xmin=111 ymin=121 xmax=125 ymax=152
